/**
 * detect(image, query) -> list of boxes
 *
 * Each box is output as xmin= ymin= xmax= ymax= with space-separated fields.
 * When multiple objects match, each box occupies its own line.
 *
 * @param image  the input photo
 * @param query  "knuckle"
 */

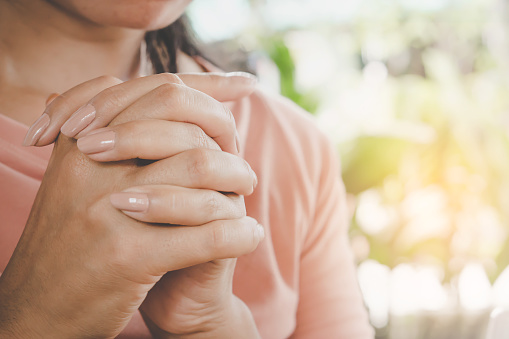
xmin=93 ymin=86 xmax=126 ymax=112
xmin=204 ymin=193 xmax=220 ymax=217
xmin=186 ymin=148 xmax=213 ymax=178
xmin=155 ymin=83 xmax=180 ymax=106
xmin=46 ymin=94 xmax=75 ymax=118
xmin=190 ymin=125 xmax=215 ymax=149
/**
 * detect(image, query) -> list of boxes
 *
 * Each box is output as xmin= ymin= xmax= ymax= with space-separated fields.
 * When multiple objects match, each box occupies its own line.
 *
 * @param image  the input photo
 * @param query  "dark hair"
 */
xmin=144 ymin=15 xmax=203 ymax=74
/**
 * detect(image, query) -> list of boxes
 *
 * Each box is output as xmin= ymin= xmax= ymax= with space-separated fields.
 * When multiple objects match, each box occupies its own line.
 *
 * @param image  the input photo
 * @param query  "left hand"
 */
xmin=29 ymin=72 xmax=262 ymax=337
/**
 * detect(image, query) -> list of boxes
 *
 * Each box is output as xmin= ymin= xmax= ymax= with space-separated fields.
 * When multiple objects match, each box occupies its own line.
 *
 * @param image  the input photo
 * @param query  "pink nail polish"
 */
xmin=77 ymin=130 xmax=115 ymax=155
xmin=110 ymin=192 xmax=149 ymax=213
xmin=61 ymin=104 xmax=96 ymax=137
xmin=23 ymin=113 xmax=50 ymax=146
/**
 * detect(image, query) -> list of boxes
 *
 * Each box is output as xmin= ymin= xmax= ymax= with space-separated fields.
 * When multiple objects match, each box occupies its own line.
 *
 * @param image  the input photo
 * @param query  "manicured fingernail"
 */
xmin=77 ymin=130 xmax=115 ymax=155
xmin=23 ymin=113 xmax=50 ymax=147
xmin=256 ymin=224 xmax=265 ymax=241
xmin=61 ymin=104 xmax=96 ymax=137
xmin=110 ymin=192 xmax=149 ymax=213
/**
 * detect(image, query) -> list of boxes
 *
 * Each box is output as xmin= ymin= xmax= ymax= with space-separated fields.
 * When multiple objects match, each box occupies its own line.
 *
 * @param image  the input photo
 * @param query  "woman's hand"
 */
xmin=75 ymin=120 xmax=262 ymax=337
xmin=1 ymin=74 xmax=262 ymax=338
xmin=9 ymin=72 xmax=263 ymax=338
xmin=68 ymin=73 xmax=262 ymax=338
xmin=24 ymin=72 xmax=257 ymax=154
xmin=0 ymin=133 xmax=261 ymax=338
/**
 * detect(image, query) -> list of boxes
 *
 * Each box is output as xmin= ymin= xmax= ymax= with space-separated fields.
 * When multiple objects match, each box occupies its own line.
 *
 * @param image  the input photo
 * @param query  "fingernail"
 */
xmin=110 ymin=192 xmax=149 ymax=213
xmin=77 ymin=130 xmax=115 ymax=155
xmin=61 ymin=104 xmax=96 ymax=137
xmin=23 ymin=113 xmax=50 ymax=147
xmin=227 ymin=72 xmax=258 ymax=84
xmin=252 ymin=169 xmax=258 ymax=189
xmin=256 ymin=224 xmax=265 ymax=241
xmin=235 ymin=130 xmax=241 ymax=154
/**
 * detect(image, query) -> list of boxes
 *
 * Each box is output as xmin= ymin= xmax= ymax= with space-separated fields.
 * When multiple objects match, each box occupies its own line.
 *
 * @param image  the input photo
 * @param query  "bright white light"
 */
xmin=356 ymin=189 xmax=395 ymax=235
xmin=399 ymin=186 xmax=451 ymax=245
xmin=458 ymin=263 xmax=492 ymax=311
xmin=399 ymin=0 xmax=450 ymax=12
xmin=390 ymin=264 xmax=448 ymax=315
xmin=492 ymin=266 xmax=509 ymax=308
xmin=390 ymin=264 xmax=419 ymax=315
xmin=187 ymin=0 xmax=251 ymax=42
xmin=363 ymin=62 xmax=388 ymax=84
xmin=284 ymin=31 xmax=338 ymax=90
xmin=263 ymin=0 xmax=361 ymax=29
xmin=358 ymin=260 xmax=391 ymax=328
xmin=414 ymin=267 xmax=448 ymax=311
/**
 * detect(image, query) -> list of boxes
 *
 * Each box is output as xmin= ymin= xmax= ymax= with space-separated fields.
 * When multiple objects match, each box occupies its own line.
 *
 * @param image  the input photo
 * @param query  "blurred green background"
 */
xmin=188 ymin=0 xmax=509 ymax=338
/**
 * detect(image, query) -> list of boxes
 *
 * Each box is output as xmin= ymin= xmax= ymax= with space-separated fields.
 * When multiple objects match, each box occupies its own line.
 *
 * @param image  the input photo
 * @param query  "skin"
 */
xmin=0 ymin=0 xmax=263 ymax=338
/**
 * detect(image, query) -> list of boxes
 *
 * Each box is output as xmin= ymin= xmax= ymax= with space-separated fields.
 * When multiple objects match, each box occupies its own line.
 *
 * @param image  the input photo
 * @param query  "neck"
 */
xmin=0 ymin=0 xmax=146 ymax=93
xmin=0 ymin=0 xmax=146 ymax=124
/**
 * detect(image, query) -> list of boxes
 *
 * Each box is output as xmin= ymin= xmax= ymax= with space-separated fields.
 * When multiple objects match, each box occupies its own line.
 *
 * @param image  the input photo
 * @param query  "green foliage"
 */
xmin=262 ymin=36 xmax=320 ymax=114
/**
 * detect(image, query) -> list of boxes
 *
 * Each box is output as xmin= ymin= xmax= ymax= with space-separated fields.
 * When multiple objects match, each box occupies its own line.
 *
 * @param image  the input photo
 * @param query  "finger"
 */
xmin=45 ymin=93 xmax=60 ymax=106
xmin=177 ymin=72 xmax=257 ymax=102
xmin=76 ymin=120 xmax=220 ymax=162
xmin=25 ymin=75 xmax=124 ymax=147
xmin=133 ymin=148 xmax=258 ymax=196
xmin=143 ymin=217 xmax=265 ymax=274
xmin=109 ymin=185 xmax=245 ymax=225
xmin=64 ymin=72 xmax=256 ymax=140
xmin=104 ymin=84 xmax=239 ymax=154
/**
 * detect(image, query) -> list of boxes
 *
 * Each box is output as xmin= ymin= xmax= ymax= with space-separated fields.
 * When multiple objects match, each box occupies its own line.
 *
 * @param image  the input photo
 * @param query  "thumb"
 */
xmin=178 ymin=72 xmax=258 ymax=102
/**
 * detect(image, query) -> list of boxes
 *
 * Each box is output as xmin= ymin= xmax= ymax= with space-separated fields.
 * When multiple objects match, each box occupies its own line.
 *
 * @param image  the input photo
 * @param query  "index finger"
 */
xmin=29 ymin=72 xmax=256 ymax=147
xmin=62 ymin=72 xmax=257 ymax=140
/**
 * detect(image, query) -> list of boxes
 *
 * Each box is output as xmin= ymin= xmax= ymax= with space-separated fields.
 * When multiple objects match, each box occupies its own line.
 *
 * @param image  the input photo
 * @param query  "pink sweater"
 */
xmin=0 ymin=89 xmax=374 ymax=338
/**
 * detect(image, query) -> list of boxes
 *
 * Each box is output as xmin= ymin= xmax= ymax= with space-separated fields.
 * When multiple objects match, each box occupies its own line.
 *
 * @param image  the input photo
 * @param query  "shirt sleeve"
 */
xmin=291 ymin=138 xmax=374 ymax=339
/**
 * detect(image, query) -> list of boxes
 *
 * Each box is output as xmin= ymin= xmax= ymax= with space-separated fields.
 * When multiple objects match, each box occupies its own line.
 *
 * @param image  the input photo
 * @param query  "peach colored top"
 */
xmin=0 ymin=89 xmax=374 ymax=338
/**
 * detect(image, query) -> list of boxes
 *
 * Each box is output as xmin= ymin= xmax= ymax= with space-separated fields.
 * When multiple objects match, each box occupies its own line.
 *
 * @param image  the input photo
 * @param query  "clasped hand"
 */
xmin=0 ymin=72 xmax=262 ymax=338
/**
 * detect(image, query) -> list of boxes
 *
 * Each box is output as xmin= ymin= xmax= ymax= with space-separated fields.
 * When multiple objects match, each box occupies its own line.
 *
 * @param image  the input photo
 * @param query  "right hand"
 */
xmin=0 ymin=74 xmax=261 ymax=338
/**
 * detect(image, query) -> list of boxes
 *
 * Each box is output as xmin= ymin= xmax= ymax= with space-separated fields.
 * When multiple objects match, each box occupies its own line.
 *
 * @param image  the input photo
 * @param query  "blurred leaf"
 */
xmin=341 ymin=137 xmax=413 ymax=194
